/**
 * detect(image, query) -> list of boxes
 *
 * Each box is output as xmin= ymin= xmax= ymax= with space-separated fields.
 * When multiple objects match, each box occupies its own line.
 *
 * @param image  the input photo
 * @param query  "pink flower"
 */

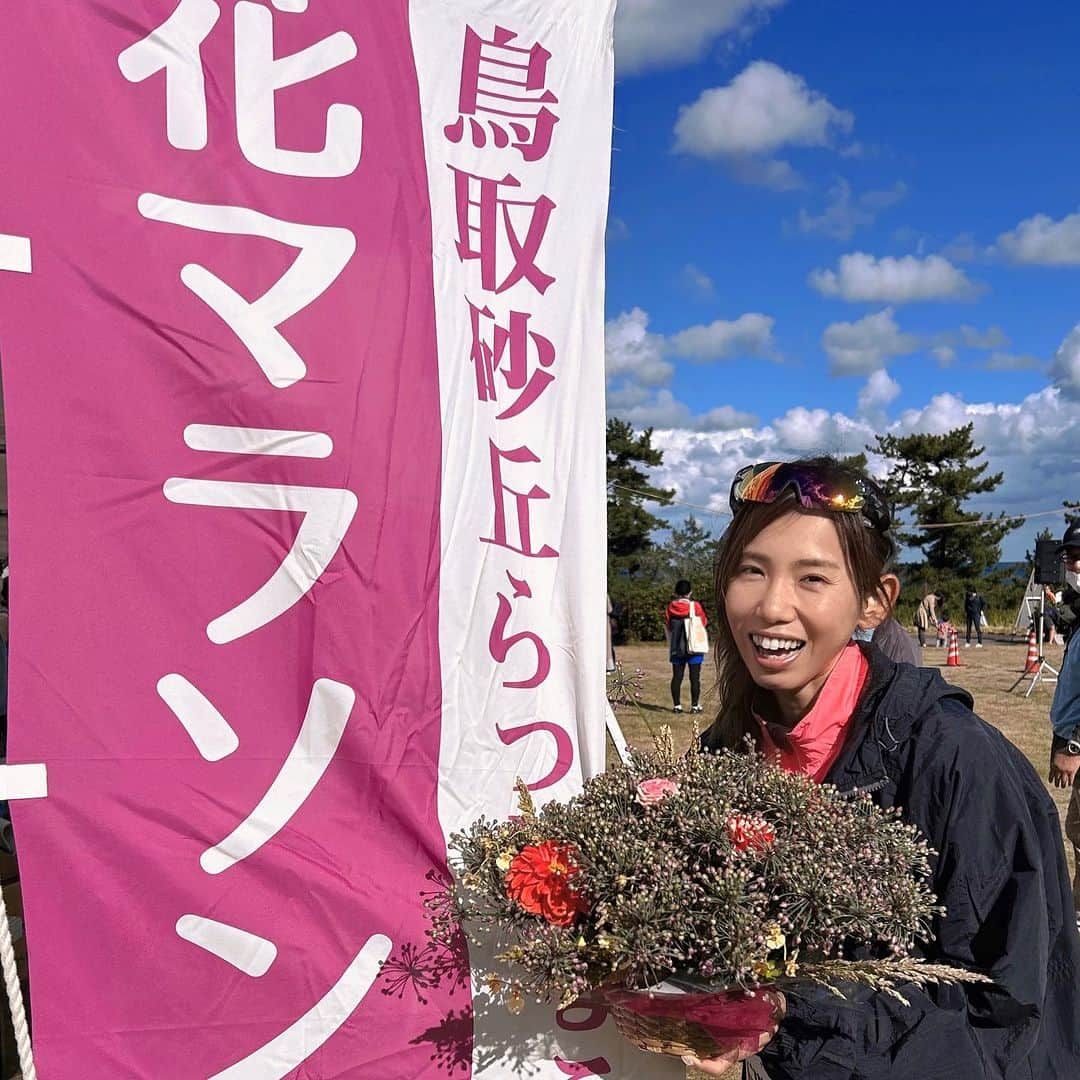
xmin=635 ymin=778 xmax=680 ymax=807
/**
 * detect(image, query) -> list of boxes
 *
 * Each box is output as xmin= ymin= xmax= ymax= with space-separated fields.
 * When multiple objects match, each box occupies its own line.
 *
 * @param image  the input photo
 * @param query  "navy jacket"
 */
xmin=733 ymin=647 xmax=1080 ymax=1078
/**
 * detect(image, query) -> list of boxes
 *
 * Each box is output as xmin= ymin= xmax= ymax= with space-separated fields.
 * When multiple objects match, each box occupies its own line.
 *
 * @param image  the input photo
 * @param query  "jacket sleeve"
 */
xmin=758 ymin=732 xmax=1053 ymax=1079
xmin=696 ymin=601 xmax=708 ymax=628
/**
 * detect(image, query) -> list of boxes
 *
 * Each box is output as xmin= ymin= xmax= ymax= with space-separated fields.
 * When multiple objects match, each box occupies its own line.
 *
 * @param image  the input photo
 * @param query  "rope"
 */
xmin=0 ymin=876 xmax=36 ymax=1079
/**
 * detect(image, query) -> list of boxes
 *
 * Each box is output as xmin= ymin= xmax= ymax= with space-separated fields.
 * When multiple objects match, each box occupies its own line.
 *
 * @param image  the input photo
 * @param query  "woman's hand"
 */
xmin=681 ymin=992 xmax=785 ymax=1075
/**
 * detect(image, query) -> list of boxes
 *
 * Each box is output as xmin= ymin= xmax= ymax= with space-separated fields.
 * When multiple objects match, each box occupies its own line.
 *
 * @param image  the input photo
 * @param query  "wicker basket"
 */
xmin=609 ymin=1001 xmax=720 ymax=1059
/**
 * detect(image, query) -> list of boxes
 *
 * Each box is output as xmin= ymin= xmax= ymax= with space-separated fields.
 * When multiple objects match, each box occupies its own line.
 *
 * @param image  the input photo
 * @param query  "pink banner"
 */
xmin=0 ymin=3 xmax=462 ymax=1076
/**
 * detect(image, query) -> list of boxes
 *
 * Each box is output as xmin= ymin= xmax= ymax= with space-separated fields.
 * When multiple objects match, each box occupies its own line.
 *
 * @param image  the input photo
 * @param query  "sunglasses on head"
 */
xmin=729 ymin=461 xmax=892 ymax=533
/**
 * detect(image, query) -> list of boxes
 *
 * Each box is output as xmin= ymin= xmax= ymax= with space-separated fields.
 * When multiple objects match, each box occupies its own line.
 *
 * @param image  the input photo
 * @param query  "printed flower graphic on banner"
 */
xmin=635 ymin=777 xmax=680 ymax=806
xmin=727 ymin=812 xmax=777 ymax=854
xmin=505 ymin=840 xmax=589 ymax=926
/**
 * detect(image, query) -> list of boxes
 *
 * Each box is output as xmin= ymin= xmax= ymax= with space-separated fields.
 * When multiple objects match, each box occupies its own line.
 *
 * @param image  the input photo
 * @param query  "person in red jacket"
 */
xmin=664 ymin=579 xmax=708 ymax=713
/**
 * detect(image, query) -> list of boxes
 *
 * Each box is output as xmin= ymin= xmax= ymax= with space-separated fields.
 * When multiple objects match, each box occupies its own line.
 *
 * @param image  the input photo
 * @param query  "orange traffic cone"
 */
xmin=946 ymin=628 xmax=962 ymax=667
xmin=1023 ymin=626 xmax=1039 ymax=674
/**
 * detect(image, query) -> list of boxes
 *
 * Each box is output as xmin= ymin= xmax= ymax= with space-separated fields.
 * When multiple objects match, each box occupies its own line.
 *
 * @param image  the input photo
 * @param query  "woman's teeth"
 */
xmin=751 ymin=634 xmax=805 ymax=656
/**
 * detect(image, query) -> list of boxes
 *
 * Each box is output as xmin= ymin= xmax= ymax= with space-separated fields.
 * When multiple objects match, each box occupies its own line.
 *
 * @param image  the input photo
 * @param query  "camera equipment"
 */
xmin=1034 ymin=538 xmax=1065 ymax=586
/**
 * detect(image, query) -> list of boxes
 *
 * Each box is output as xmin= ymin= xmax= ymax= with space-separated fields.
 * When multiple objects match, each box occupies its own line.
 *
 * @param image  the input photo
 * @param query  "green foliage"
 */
xmin=609 ymin=513 xmax=720 ymax=642
xmin=606 ymin=419 xmax=673 ymax=574
xmin=871 ymin=424 xmax=1018 ymax=578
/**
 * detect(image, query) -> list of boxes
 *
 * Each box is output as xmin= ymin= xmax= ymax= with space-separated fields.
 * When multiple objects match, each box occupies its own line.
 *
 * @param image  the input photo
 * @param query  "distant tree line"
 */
xmin=607 ymin=418 xmax=1067 ymax=642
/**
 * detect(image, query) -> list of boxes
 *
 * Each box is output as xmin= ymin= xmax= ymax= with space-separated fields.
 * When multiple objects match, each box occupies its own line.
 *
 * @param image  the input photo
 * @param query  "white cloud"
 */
xmin=647 ymin=387 xmax=1080 ymax=561
xmin=673 ymin=62 xmax=853 ymax=187
xmin=612 ymin=389 xmax=759 ymax=432
xmin=1051 ymin=323 xmax=1080 ymax=401
xmin=667 ymin=313 xmax=778 ymax=361
xmin=857 ymin=369 xmax=902 ymax=423
xmin=822 ymin=308 xmax=918 ymax=376
xmin=996 ymin=210 xmax=1080 ymax=266
xmin=960 ymin=324 xmax=1010 ymax=350
xmin=797 ymin=179 xmax=907 ymax=241
xmin=680 ymin=263 xmax=715 ymax=298
xmin=931 ymin=345 xmax=957 ymax=368
xmin=614 ymin=0 xmax=787 ymax=76
xmin=983 ymin=352 xmax=1042 ymax=372
xmin=697 ymin=404 xmax=761 ymax=430
xmin=605 ymin=307 xmax=766 ymax=431
xmin=809 ymin=253 xmax=983 ymax=303
xmin=604 ymin=308 xmax=673 ymax=387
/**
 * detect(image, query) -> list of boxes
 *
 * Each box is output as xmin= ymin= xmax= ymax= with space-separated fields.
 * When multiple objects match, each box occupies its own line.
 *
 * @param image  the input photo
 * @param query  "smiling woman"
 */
xmin=692 ymin=455 xmax=1080 ymax=1078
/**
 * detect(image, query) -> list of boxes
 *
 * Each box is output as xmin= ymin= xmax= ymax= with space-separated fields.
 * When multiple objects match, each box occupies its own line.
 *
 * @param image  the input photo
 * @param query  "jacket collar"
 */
xmin=824 ymin=644 xmax=972 ymax=795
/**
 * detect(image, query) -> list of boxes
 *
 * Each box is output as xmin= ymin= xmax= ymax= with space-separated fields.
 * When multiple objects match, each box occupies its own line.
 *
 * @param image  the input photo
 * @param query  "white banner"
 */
xmin=413 ymin=0 xmax=680 ymax=1075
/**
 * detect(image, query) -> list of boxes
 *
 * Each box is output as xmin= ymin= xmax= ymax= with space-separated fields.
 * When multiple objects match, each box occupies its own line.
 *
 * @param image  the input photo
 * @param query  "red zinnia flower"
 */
xmin=505 ymin=841 xmax=589 ymax=927
xmin=727 ymin=813 xmax=776 ymax=853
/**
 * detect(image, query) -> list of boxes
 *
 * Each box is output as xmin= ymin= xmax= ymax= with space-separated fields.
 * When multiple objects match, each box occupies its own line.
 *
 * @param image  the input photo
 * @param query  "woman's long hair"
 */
xmin=702 ymin=458 xmax=896 ymax=751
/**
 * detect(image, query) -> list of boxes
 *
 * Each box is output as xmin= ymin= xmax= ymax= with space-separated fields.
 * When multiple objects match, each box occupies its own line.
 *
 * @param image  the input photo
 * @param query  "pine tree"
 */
xmin=606 ymin=419 xmax=673 ymax=572
xmin=870 ymin=424 xmax=1017 ymax=577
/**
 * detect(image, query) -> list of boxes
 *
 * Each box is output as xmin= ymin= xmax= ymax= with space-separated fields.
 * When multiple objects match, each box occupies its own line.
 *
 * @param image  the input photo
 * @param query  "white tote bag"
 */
xmin=686 ymin=604 xmax=709 ymax=654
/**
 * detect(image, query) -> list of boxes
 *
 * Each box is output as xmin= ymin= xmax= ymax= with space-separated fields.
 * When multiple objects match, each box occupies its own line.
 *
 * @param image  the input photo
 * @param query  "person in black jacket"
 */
xmin=686 ymin=457 xmax=1080 ymax=1079
xmin=964 ymin=587 xmax=987 ymax=647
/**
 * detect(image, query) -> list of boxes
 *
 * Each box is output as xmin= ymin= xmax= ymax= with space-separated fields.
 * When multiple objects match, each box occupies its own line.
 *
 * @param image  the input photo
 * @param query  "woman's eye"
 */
xmin=802 ymin=575 xmax=828 ymax=585
xmin=737 ymin=564 xmax=763 ymax=577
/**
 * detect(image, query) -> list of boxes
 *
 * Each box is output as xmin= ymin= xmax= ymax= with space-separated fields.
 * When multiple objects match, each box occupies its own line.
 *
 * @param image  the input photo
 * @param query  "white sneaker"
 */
xmin=964 ymin=643 xmax=971 ymax=648
xmin=691 ymin=704 xmax=704 ymax=713
xmin=976 ymin=643 xmax=983 ymax=648
xmin=673 ymin=705 xmax=684 ymax=714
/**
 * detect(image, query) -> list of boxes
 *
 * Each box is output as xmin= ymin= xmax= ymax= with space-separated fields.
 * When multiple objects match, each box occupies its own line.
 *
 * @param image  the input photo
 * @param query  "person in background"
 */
xmin=1044 ymin=584 xmax=1061 ymax=645
xmin=869 ymin=615 xmax=920 ymax=666
xmin=964 ymin=587 xmax=986 ymax=648
xmin=605 ymin=594 xmax=617 ymax=672
xmin=914 ymin=590 xmax=941 ymax=647
xmin=935 ymin=611 xmax=952 ymax=649
xmin=664 ymin=579 xmax=708 ymax=714
xmin=1049 ymin=521 xmax=1080 ymax=925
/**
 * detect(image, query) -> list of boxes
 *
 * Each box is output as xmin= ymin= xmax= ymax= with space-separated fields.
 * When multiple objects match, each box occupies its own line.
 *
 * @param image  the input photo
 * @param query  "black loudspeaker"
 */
xmin=1034 ymin=538 xmax=1065 ymax=585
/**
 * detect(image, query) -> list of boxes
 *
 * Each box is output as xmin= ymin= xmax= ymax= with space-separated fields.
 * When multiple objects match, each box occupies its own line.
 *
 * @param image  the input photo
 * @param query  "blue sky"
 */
xmin=604 ymin=0 xmax=1080 ymax=560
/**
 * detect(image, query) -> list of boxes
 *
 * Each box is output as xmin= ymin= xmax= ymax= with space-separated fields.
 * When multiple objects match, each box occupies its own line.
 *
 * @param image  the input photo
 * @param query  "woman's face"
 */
xmin=724 ymin=510 xmax=875 ymax=723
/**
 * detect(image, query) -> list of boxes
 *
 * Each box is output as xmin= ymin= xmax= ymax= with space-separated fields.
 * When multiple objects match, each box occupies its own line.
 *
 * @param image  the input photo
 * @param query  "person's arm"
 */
xmin=1049 ymin=644 xmax=1080 ymax=787
xmin=758 ymin=731 xmax=1055 ymax=1079
xmin=696 ymin=600 xmax=708 ymax=628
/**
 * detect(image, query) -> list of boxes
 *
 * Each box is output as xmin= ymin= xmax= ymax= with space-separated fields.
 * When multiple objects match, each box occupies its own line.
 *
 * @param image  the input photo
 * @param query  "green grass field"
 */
xmin=606 ymin=633 xmax=1072 ymax=1078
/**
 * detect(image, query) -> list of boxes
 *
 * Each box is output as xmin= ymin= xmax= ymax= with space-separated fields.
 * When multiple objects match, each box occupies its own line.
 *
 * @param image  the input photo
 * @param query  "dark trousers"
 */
xmin=671 ymin=661 xmax=701 ymax=706
xmin=965 ymin=616 xmax=982 ymax=644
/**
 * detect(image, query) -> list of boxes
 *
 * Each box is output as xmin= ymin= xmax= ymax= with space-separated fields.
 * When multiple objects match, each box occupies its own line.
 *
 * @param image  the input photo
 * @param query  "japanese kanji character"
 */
xmin=118 ymin=0 xmax=222 ymax=151
xmin=450 ymin=167 xmax=556 ymax=295
xmin=118 ymin=1 xmax=362 ymax=175
xmin=468 ymin=300 xmax=555 ymax=419
xmin=162 ymin=478 xmax=358 ymax=644
xmin=444 ymin=26 xmax=559 ymax=162
xmin=488 ymin=571 xmax=551 ymax=689
xmin=139 ymin=193 xmax=356 ymax=388
xmin=481 ymin=442 xmax=559 ymax=558
xmin=234 ymin=1 xmax=363 ymax=177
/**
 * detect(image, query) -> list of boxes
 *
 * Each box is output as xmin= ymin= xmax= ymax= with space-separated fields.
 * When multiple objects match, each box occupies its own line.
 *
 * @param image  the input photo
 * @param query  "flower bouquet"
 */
xmin=430 ymin=729 xmax=989 ymax=1060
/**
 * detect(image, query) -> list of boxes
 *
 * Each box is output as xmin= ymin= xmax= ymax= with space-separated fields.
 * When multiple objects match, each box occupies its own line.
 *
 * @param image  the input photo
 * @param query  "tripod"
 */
xmin=1010 ymin=593 xmax=1059 ymax=696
